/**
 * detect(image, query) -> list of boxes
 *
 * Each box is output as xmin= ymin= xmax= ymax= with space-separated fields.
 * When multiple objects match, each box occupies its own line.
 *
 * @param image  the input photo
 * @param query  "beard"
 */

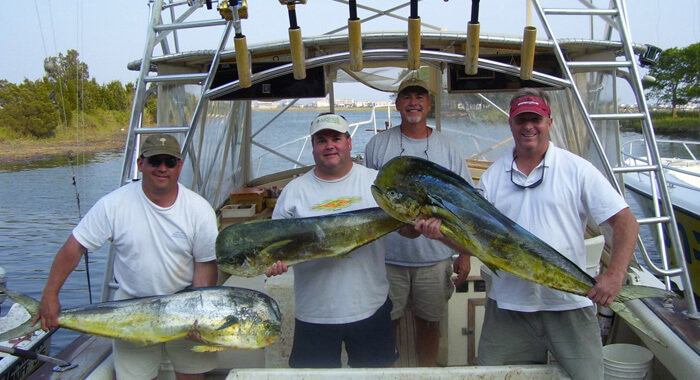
xmin=405 ymin=113 xmax=423 ymax=123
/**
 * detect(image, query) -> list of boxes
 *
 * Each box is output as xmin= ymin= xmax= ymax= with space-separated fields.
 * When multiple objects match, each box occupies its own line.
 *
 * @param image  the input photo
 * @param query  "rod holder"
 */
xmin=465 ymin=22 xmax=480 ymax=75
xmin=234 ymin=36 xmax=252 ymax=88
xmin=407 ymin=17 xmax=421 ymax=70
xmin=520 ymin=26 xmax=537 ymax=80
xmin=348 ymin=19 xmax=363 ymax=71
xmin=289 ymin=27 xmax=306 ymax=80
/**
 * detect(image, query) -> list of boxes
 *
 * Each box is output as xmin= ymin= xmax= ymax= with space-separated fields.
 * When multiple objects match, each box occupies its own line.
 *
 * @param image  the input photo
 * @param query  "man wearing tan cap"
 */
xmin=266 ymin=113 xmax=398 ymax=368
xmin=33 ymin=133 xmax=219 ymax=380
xmin=364 ymin=78 xmax=473 ymax=367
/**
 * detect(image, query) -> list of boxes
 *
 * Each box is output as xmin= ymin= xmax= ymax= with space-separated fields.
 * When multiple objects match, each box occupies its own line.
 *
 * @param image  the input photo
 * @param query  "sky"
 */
xmin=1 ymin=0 xmax=698 ymax=102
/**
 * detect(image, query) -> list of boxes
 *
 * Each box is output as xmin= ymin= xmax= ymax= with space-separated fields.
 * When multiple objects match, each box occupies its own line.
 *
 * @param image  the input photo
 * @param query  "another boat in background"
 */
xmin=623 ymin=138 xmax=700 ymax=300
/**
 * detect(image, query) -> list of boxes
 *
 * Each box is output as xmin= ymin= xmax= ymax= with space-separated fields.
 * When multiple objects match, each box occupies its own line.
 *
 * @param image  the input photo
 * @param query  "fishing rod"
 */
xmin=67 ymin=154 xmax=93 ymax=305
xmin=0 ymin=345 xmax=77 ymax=372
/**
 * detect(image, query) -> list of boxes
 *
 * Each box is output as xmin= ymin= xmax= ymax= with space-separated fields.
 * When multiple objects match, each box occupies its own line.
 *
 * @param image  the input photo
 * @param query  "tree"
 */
xmin=0 ymin=79 xmax=59 ymax=137
xmin=646 ymin=42 xmax=700 ymax=117
xmin=43 ymin=49 xmax=93 ymax=123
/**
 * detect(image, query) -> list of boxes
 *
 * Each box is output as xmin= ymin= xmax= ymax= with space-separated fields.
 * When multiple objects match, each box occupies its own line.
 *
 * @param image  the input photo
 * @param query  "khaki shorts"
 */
xmin=478 ymin=298 xmax=603 ymax=380
xmin=386 ymin=258 xmax=454 ymax=321
xmin=112 ymin=288 xmax=218 ymax=379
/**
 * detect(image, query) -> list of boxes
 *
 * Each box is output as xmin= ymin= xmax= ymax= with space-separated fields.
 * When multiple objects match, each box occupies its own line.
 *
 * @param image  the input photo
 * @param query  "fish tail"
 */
xmin=616 ymin=284 xmax=679 ymax=303
xmin=0 ymin=285 xmax=40 ymax=315
xmin=0 ymin=319 xmax=41 ymax=342
xmin=606 ymin=284 xmax=679 ymax=348
xmin=0 ymin=285 xmax=42 ymax=341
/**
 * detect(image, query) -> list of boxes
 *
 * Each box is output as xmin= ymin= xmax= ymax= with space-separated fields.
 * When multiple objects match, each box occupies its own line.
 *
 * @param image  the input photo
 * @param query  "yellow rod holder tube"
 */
xmin=465 ymin=22 xmax=480 ymax=75
xmin=407 ymin=17 xmax=421 ymax=70
xmin=289 ymin=27 xmax=306 ymax=80
xmin=520 ymin=26 xmax=536 ymax=80
xmin=348 ymin=19 xmax=363 ymax=72
xmin=234 ymin=36 xmax=252 ymax=88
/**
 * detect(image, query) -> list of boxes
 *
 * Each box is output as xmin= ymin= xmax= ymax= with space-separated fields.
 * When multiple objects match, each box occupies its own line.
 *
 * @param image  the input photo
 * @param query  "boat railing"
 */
xmin=251 ymin=105 xmax=394 ymax=179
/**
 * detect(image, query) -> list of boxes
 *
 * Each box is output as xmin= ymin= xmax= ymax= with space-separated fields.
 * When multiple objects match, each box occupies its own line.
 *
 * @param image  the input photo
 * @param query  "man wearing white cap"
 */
xmin=364 ymin=78 xmax=473 ymax=366
xmin=266 ymin=113 xmax=398 ymax=368
xmin=473 ymin=88 xmax=639 ymax=379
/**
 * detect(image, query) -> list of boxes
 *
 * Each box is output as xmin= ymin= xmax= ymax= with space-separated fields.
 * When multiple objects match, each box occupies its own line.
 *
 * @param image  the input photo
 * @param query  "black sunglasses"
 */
xmin=510 ymin=154 xmax=545 ymax=189
xmin=146 ymin=156 xmax=180 ymax=168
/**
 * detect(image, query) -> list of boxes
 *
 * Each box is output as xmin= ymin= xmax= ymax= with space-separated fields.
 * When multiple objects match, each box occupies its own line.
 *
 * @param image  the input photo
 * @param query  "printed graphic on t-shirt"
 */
xmin=311 ymin=196 xmax=362 ymax=211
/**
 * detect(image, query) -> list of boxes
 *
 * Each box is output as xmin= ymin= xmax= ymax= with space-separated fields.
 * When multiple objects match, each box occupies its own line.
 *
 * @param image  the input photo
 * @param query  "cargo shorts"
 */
xmin=385 ymin=258 xmax=454 ymax=321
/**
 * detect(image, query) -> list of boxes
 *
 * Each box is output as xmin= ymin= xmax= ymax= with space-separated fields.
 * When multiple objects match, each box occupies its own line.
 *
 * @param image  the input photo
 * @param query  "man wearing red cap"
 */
xmin=474 ymin=88 xmax=639 ymax=379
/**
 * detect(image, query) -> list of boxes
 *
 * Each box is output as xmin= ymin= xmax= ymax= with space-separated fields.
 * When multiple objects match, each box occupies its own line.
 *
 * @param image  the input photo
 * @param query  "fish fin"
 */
xmin=609 ymin=301 xmax=668 ymax=347
xmin=261 ymin=239 xmax=294 ymax=255
xmin=0 ymin=319 xmax=41 ymax=342
xmin=0 ymin=285 xmax=40 ymax=315
xmin=426 ymin=195 xmax=464 ymax=226
xmin=192 ymin=345 xmax=230 ymax=352
xmin=217 ymin=315 xmax=240 ymax=331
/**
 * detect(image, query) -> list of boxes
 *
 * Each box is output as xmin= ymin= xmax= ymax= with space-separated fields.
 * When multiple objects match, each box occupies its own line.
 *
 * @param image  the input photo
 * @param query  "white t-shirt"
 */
xmin=365 ymin=125 xmax=473 ymax=266
xmin=477 ymin=144 xmax=628 ymax=312
xmin=73 ymin=181 xmax=218 ymax=298
xmin=272 ymin=164 xmax=389 ymax=324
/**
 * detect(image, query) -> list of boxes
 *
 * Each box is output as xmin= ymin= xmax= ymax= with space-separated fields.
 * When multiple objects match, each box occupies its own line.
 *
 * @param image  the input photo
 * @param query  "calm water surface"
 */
xmin=0 ymin=111 xmax=682 ymax=354
xmin=0 ymin=150 xmax=122 ymax=351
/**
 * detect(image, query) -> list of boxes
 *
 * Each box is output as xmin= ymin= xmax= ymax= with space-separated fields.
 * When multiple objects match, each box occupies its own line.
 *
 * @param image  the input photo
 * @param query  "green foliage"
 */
xmin=619 ymin=110 xmax=700 ymax=139
xmin=0 ymin=79 xmax=59 ymax=137
xmin=0 ymin=50 xmax=136 ymax=139
xmin=646 ymin=42 xmax=700 ymax=116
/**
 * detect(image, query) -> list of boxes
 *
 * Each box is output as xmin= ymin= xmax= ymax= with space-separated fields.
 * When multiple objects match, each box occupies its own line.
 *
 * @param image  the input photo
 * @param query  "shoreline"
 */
xmin=0 ymin=130 xmax=127 ymax=165
xmin=1 ymin=122 xmax=697 ymax=166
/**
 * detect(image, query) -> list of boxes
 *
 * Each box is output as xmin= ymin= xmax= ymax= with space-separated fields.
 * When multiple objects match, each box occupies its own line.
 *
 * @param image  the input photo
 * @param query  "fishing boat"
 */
xmin=622 ymin=138 xmax=700 ymax=300
xmin=16 ymin=0 xmax=700 ymax=379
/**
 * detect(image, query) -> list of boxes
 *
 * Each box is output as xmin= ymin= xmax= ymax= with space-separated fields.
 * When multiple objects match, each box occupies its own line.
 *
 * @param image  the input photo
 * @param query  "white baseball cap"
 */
xmin=309 ymin=113 xmax=350 ymax=136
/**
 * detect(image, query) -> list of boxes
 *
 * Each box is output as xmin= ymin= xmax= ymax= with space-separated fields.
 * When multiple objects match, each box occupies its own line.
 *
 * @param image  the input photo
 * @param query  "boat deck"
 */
xmin=643 ymin=297 xmax=700 ymax=356
xmin=27 ymin=334 xmax=112 ymax=380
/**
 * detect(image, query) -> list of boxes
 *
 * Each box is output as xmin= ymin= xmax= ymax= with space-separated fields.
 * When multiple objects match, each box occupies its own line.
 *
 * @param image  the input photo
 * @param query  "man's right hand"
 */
xmin=266 ymin=261 xmax=289 ymax=277
xmin=33 ymin=295 xmax=61 ymax=332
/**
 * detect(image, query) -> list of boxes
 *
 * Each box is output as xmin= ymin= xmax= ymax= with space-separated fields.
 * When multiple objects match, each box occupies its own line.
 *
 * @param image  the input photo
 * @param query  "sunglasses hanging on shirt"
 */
xmin=510 ymin=154 xmax=545 ymax=189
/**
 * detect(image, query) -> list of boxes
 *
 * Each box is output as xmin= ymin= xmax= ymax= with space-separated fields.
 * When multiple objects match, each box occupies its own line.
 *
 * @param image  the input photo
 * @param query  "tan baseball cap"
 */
xmin=397 ymin=78 xmax=429 ymax=95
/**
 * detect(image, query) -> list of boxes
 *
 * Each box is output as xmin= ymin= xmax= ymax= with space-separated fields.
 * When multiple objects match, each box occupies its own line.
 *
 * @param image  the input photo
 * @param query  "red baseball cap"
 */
xmin=510 ymin=96 xmax=551 ymax=118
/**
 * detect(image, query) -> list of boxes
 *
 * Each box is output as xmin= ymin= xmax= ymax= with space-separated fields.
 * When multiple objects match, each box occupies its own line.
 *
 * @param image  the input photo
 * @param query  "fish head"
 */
xmin=204 ymin=288 xmax=282 ymax=349
xmin=216 ymin=230 xmax=258 ymax=277
xmin=371 ymin=157 xmax=433 ymax=224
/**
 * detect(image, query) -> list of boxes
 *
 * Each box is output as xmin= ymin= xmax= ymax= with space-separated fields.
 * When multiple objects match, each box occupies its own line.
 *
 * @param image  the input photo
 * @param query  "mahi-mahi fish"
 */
xmin=370 ymin=156 xmax=678 ymax=345
xmin=216 ymin=207 xmax=405 ymax=277
xmin=0 ymin=285 xmax=281 ymax=352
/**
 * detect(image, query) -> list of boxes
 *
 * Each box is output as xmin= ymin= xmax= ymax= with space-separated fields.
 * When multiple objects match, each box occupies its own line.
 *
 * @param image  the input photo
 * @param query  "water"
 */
xmin=0 ymin=111 xmax=683 ymax=355
xmin=0 ymin=150 xmax=123 ymax=353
